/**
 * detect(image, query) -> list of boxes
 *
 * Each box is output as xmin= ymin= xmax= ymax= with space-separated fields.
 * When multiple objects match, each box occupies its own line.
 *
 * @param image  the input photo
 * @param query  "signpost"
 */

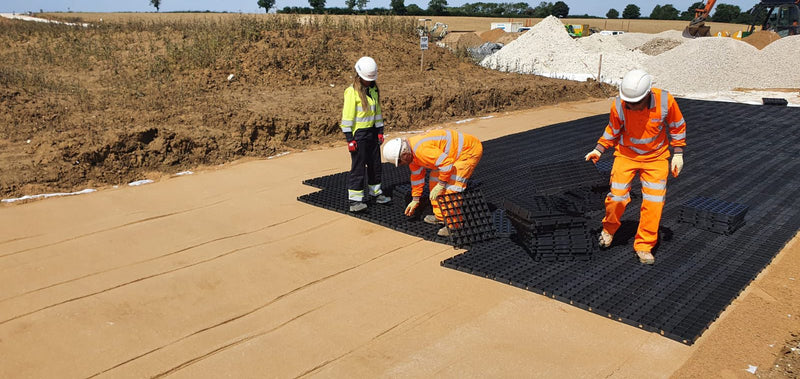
xmin=418 ymin=18 xmax=430 ymax=72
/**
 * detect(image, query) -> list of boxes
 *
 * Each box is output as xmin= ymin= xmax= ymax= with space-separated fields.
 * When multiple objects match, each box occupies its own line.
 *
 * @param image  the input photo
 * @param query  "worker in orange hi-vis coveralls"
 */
xmin=382 ymin=130 xmax=483 ymax=237
xmin=585 ymin=69 xmax=686 ymax=265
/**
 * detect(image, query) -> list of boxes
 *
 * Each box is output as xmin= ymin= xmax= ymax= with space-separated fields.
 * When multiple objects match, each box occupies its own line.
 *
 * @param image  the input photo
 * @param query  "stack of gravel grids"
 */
xmin=491 ymin=209 xmax=515 ymax=237
xmin=679 ymin=196 xmax=749 ymax=235
xmin=437 ymin=189 xmax=497 ymax=248
xmin=300 ymin=99 xmax=800 ymax=345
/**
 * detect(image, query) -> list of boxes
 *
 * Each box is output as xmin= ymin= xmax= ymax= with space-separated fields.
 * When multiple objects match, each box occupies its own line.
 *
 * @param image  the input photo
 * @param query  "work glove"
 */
xmin=404 ymin=199 xmax=420 ymax=216
xmin=429 ymin=183 xmax=445 ymax=202
xmin=671 ymin=153 xmax=683 ymax=177
xmin=348 ymin=140 xmax=358 ymax=152
xmin=378 ymin=133 xmax=384 ymax=144
xmin=584 ymin=149 xmax=601 ymax=164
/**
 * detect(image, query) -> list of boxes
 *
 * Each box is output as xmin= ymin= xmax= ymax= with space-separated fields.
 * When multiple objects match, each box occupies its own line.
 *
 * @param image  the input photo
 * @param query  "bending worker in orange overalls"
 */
xmin=585 ymin=69 xmax=686 ymax=265
xmin=383 ymin=130 xmax=483 ymax=237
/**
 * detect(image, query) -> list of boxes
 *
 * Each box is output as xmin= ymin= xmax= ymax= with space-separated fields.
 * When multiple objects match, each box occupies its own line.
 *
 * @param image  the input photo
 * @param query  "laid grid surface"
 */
xmin=298 ymin=99 xmax=800 ymax=345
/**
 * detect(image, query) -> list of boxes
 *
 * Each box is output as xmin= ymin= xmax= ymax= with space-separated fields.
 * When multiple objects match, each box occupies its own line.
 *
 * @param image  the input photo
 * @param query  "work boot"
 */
xmin=636 ymin=250 xmax=655 ymax=265
xmin=423 ymin=215 xmax=444 ymax=225
xmin=437 ymin=226 xmax=450 ymax=237
xmin=374 ymin=194 xmax=391 ymax=204
xmin=349 ymin=202 xmax=367 ymax=212
xmin=598 ymin=230 xmax=613 ymax=248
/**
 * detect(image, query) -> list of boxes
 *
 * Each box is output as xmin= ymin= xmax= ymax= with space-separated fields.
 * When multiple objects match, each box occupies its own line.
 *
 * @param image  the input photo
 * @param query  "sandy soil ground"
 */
xmin=1 ymin=99 xmax=798 ymax=378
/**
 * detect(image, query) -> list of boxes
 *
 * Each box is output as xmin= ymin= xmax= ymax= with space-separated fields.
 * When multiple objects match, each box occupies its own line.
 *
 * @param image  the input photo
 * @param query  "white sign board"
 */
xmin=420 ymin=36 xmax=428 ymax=50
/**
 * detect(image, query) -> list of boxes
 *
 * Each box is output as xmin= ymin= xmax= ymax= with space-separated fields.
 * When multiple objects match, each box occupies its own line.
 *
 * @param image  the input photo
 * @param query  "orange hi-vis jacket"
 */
xmin=407 ymin=130 xmax=482 ymax=198
xmin=596 ymin=88 xmax=686 ymax=161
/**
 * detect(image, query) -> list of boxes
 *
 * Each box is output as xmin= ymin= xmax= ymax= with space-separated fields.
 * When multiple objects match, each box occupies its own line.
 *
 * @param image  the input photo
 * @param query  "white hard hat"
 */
xmin=382 ymin=138 xmax=403 ymax=166
xmin=355 ymin=56 xmax=378 ymax=81
xmin=619 ymin=69 xmax=652 ymax=103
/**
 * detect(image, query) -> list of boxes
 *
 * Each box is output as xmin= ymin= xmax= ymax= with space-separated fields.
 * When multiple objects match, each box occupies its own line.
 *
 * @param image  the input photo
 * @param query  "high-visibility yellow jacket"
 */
xmin=596 ymin=88 xmax=686 ymax=161
xmin=407 ymin=130 xmax=481 ymax=197
xmin=340 ymin=85 xmax=383 ymax=137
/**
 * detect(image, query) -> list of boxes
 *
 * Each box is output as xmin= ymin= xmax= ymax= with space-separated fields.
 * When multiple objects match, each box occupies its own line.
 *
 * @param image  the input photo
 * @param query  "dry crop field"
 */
xmin=1 ymin=14 xmax=611 ymax=198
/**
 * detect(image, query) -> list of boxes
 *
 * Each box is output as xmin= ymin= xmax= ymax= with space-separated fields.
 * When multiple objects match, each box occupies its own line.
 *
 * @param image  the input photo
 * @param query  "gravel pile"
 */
xmin=479 ymin=16 xmax=799 ymax=98
xmin=480 ymin=16 xmax=647 ymax=83
xmin=616 ymin=30 xmax=687 ymax=49
xmin=636 ymin=38 xmax=683 ymax=55
xmin=643 ymin=36 xmax=800 ymax=94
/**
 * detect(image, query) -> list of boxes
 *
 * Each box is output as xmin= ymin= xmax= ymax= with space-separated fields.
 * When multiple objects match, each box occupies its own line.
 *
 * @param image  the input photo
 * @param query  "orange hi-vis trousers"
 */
xmin=603 ymin=155 xmax=669 ymax=252
xmin=429 ymin=145 xmax=483 ymax=223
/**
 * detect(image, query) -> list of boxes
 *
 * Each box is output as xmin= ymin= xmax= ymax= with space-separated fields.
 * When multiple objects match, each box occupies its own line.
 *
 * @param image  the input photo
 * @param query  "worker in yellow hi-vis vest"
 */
xmin=340 ymin=56 xmax=391 ymax=212
xmin=585 ymin=69 xmax=687 ymax=265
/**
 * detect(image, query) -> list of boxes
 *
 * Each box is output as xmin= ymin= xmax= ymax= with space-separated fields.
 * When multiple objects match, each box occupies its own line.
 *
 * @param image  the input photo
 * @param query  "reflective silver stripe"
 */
xmin=341 ymin=127 xmax=352 ymax=133
xmin=642 ymin=193 xmax=665 ymax=202
xmin=611 ymin=181 xmax=631 ymax=190
xmin=446 ymin=184 xmax=464 ymax=192
xmin=413 ymin=136 xmax=446 ymax=151
xmin=375 ymin=121 xmax=384 ymax=128
xmin=630 ymin=135 xmax=659 ymax=144
xmin=430 ymin=177 xmax=441 ymax=183
xmin=411 ymin=167 xmax=424 ymax=175
xmin=641 ymin=180 xmax=667 ymax=190
xmin=615 ymin=97 xmax=625 ymax=125
xmin=602 ymin=131 xmax=618 ymax=141
xmin=435 ymin=153 xmax=448 ymax=166
xmin=628 ymin=139 xmax=664 ymax=154
xmin=451 ymin=174 xmax=468 ymax=182
xmin=355 ymin=115 xmax=374 ymax=123
xmin=348 ymin=189 xmax=364 ymax=201
xmin=410 ymin=178 xmax=425 ymax=186
xmin=374 ymin=114 xmax=383 ymax=121
xmin=670 ymin=132 xmax=686 ymax=140
xmin=341 ymin=120 xmax=354 ymax=127
xmin=661 ymin=90 xmax=669 ymax=120
xmin=368 ymin=184 xmax=382 ymax=196
xmin=356 ymin=105 xmax=376 ymax=112
xmin=607 ymin=193 xmax=630 ymax=202
xmin=444 ymin=131 xmax=453 ymax=157
xmin=457 ymin=132 xmax=464 ymax=158
xmin=438 ymin=164 xmax=453 ymax=172
xmin=669 ymin=119 xmax=685 ymax=128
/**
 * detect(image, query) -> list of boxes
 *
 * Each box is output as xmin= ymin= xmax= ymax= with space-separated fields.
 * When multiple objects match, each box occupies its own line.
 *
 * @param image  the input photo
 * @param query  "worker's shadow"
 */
xmin=607 ymin=220 xmax=673 ymax=253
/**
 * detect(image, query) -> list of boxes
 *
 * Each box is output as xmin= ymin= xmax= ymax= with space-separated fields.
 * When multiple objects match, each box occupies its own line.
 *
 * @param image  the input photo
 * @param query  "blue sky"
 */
xmin=2 ymin=1 xmax=758 ymax=17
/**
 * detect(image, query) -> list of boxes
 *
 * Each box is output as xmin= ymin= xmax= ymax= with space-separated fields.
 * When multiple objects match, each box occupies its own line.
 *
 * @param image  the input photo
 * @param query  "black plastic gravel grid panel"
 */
xmin=302 ymin=99 xmax=800 ymax=345
xmin=302 ymin=163 xmax=411 ymax=192
xmin=528 ymin=160 xmax=607 ymax=195
xmin=493 ymin=209 xmax=515 ymax=237
xmin=391 ymin=184 xmax=431 ymax=220
xmin=437 ymin=189 xmax=497 ymax=248
xmin=680 ymin=196 xmax=749 ymax=224
xmin=762 ymin=97 xmax=788 ymax=106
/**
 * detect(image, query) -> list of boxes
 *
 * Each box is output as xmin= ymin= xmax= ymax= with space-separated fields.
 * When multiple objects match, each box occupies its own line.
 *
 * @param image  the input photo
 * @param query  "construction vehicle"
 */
xmin=417 ymin=19 xmax=448 ymax=40
xmin=565 ymin=24 xmax=591 ymax=37
xmin=684 ymin=0 xmax=800 ymax=37
xmin=747 ymin=0 xmax=800 ymax=37
xmin=683 ymin=0 xmax=718 ymax=37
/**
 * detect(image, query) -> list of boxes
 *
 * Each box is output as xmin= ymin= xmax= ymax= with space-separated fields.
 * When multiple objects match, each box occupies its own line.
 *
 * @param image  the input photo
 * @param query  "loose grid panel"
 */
xmin=437 ymin=189 xmax=497 ymax=248
xmin=298 ymin=99 xmax=800 ymax=345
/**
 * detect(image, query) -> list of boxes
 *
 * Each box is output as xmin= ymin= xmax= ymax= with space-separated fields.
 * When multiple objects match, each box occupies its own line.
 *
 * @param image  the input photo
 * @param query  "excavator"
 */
xmin=683 ymin=0 xmax=717 ymax=37
xmin=748 ymin=0 xmax=800 ymax=37
xmin=684 ymin=0 xmax=800 ymax=38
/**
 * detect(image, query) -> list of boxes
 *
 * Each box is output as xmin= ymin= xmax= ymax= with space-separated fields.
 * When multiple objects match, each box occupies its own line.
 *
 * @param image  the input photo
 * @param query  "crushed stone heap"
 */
xmin=480 ymin=16 xmax=648 ymax=84
xmin=480 ymin=16 xmax=800 ymax=96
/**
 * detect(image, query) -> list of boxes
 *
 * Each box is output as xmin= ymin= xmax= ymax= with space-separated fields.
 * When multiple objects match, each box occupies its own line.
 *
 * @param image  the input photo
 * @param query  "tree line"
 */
xmin=145 ymin=0 xmax=760 ymax=24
